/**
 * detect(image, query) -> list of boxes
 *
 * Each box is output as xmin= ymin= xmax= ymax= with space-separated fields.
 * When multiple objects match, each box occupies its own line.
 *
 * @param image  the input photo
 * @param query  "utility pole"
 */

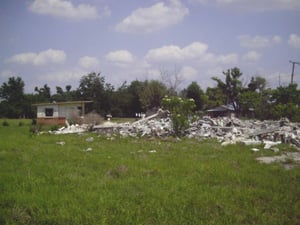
xmin=289 ymin=60 xmax=300 ymax=84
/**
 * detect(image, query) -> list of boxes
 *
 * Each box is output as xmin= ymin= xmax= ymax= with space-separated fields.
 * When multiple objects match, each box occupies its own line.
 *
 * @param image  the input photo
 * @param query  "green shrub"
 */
xmin=2 ymin=120 xmax=9 ymax=126
xmin=162 ymin=96 xmax=195 ymax=136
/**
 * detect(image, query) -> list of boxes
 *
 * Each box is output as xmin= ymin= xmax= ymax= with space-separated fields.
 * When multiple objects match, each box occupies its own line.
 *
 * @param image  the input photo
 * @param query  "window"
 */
xmin=45 ymin=108 xmax=54 ymax=117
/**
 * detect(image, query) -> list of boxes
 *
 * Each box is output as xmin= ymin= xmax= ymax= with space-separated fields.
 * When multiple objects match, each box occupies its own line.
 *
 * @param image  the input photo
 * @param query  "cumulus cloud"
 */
xmin=145 ymin=41 xmax=238 ymax=66
xmin=115 ymin=0 xmax=189 ymax=33
xmin=242 ymin=51 xmax=261 ymax=62
xmin=29 ymin=0 xmax=110 ymax=20
xmin=7 ymin=49 xmax=66 ymax=66
xmin=238 ymin=35 xmax=281 ymax=49
xmin=288 ymin=34 xmax=300 ymax=49
xmin=216 ymin=53 xmax=239 ymax=65
xmin=192 ymin=0 xmax=300 ymax=11
xmin=105 ymin=50 xmax=135 ymax=65
xmin=78 ymin=56 xmax=100 ymax=69
xmin=41 ymin=70 xmax=84 ymax=83
xmin=179 ymin=66 xmax=198 ymax=80
xmin=145 ymin=42 xmax=208 ymax=63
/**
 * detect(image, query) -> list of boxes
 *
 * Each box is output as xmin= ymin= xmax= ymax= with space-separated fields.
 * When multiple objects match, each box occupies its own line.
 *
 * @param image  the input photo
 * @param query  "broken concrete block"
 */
xmin=241 ymin=139 xmax=261 ymax=146
xmin=263 ymin=140 xmax=281 ymax=149
xmin=86 ymin=137 xmax=94 ymax=142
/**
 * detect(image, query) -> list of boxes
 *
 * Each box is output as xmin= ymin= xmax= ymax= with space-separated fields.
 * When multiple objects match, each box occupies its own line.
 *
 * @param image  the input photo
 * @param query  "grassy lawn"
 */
xmin=0 ymin=119 xmax=299 ymax=225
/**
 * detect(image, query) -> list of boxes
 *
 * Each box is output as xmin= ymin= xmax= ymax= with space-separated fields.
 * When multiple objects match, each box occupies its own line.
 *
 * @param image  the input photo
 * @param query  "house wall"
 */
xmin=36 ymin=103 xmax=83 ymax=125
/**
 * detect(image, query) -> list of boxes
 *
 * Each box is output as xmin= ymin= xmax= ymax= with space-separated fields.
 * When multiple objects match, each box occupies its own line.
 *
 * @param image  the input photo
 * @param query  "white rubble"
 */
xmin=50 ymin=109 xmax=300 ymax=149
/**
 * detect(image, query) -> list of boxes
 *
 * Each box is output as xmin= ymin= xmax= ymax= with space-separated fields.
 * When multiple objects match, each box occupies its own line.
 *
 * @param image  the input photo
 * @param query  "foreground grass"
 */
xmin=0 ymin=119 xmax=299 ymax=224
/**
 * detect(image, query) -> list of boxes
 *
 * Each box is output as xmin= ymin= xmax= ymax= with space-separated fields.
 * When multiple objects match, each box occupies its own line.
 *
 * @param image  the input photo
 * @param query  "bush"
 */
xmin=81 ymin=112 xmax=104 ymax=125
xmin=162 ymin=96 xmax=195 ymax=137
xmin=2 ymin=120 xmax=9 ymax=126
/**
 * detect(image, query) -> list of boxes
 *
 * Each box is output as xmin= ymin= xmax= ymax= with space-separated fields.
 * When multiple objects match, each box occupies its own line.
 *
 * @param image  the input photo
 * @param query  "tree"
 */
xmin=160 ymin=67 xmax=184 ymax=96
xmin=248 ymin=76 xmax=266 ymax=93
xmin=139 ymin=80 xmax=167 ymax=112
xmin=34 ymin=84 xmax=51 ymax=102
xmin=239 ymin=76 xmax=267 ymax=118
xmin=205 ymin=87 xmax=226 ymax=109
xmin=77 ymin=72 xmax=105 ymax=114
xmin=127 ymin=80 xmax=146 ymax=114
xmin=0 ymin=76 xmax=25 ymax=118
xmin=269 ymin=84 xmax=300 ymax=121
xmin=212 ymin=67 xmax=243 ymax=114
xmin=183 ymin=82 xmax=204 ymax=111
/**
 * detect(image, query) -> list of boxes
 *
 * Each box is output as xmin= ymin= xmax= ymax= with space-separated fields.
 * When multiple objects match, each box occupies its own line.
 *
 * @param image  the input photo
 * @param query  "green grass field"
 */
xmin=0 ymin=119 xmax=299 ymax=225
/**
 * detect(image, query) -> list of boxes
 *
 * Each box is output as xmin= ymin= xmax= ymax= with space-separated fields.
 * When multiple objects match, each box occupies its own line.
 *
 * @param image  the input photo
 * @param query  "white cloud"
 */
xmin=242 ymin=51 xmax=261 ymax=62
xmin=179 ymin=66 xmax=198 ymax=80
xmin=192 ymin=0 xmax=300 ymax=11
xmin=115 ymin=0 xmax=189 ymax=33
xmin=40 ymin=70 xmax=84 ymax=83
xmin=288 ymin=34 xmax=300 ymax=49
xmin=145 ymin=42 xmax=208 ymax=63
xmin=78 ymin=56 xmax=100 ymax=69
xmin=216 ymin=53 xmax=239 ymax=65
xmin=7 ymin=49 xmax=66 ymax=66
xmin=105 ymin=50 xmax=135 ymax=65
xmin=29 ymin=0 xmax=109 ymax=20
xmin=0 ymin=70 xmax=15 ymax=79
xmin=238 ymin=35 xmax=281 ymax=49
xmin=145 ymin=45 xmax=184 ymax=62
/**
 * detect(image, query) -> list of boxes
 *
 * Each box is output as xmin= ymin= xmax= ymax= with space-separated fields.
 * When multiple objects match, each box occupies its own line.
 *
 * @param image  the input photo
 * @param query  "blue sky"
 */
xmin=1 ymin=0 xmax=300 ymax=93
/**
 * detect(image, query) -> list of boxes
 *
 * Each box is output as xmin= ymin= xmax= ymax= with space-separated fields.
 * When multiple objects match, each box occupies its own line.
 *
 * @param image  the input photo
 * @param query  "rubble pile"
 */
xmin=97 ymin=112 xmax=300 ymax=148
xmin=51 ymin=109 xmax=300 ymax=148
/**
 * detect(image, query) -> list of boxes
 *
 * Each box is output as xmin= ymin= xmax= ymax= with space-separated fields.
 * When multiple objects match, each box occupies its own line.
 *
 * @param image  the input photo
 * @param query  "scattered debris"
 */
xmin=56 ymin=141 xmax=65 ymax=146
xmin=256 ymin=152 xmax=300 ymax=169
xmin=86 ymin=137 xmax=94 ymax=142
xmin=149 ymin=150 xmax=157 ymax=153
xmin=50 ymin=123 xmax=89 ymax=134
xmin=83 ymin=147 xmax=92 ymax=152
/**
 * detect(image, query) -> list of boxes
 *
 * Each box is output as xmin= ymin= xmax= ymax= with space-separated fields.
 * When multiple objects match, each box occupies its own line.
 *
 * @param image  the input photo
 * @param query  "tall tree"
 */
xmin=160 ymin=67 xmax=183 ymax=96
xmin=139 ymin=80 xmax=167 ymax=112
xmin=0 ymin=76 xmax=25 ymax=118
xmin=77 ymin=72 xmax=105 ymax=114
xmin=34 ymin=84 xmax=51 ymax=102
xmin=183 ymin=82 xmax=204 ymax=111
xmin=212 ymin=67 xmax=243 ymax=114
xmin=248 ymin=76 xmax=266 ymax=93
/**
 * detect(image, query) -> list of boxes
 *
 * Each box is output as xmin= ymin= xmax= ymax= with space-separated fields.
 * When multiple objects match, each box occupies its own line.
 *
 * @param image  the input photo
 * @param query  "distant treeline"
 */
xmin=1 ymin=68 xmax=300 ymax=121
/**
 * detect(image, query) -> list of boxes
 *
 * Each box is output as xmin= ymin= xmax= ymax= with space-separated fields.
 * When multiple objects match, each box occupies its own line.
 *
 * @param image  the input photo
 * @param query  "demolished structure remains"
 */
xmin=52 ymin=109 xmax=300 ymax=149
xmin=49 ymin=109 xmax=300 ymax=168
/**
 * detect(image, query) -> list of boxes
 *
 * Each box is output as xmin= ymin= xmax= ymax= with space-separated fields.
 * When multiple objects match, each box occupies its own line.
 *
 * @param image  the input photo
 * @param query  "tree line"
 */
xmin=1 ymin=67 xmax=300 ymax=122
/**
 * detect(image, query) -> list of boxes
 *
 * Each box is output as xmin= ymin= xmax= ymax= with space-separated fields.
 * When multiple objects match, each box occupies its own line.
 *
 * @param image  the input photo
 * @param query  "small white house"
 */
xmin=33 ymin=101 xmax=92 ymax=125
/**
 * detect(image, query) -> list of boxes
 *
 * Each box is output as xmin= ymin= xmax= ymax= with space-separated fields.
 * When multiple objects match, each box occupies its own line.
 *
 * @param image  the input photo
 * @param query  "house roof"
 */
xmin=32 ymin=100 xmax=92 ymax=106
xmin=207 ymin=104 xmax=234 ymax=112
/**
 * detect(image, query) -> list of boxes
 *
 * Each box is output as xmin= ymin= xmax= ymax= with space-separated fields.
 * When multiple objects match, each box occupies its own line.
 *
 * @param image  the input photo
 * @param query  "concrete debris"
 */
xmin=86 ymin=137 xmax=94 ymax=142
xmin=50 ymin=123 xmax=89 ymax=134
xmin=263 ymin=140 xmax=281 ymax=149
xmin=93 ymin=110 xmax=300 ymax=149
xmin=256 ymin=152 xmax=300 ymax=165
xmin=83 ymin=147 xmax=92 ymax=152
xmin=49 ymin=109 xmax=300 ymax=150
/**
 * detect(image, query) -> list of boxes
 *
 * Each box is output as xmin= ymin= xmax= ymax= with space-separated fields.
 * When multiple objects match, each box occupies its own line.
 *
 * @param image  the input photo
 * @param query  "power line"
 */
xmin=289 ymin=60 xmax=300 ymax=84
